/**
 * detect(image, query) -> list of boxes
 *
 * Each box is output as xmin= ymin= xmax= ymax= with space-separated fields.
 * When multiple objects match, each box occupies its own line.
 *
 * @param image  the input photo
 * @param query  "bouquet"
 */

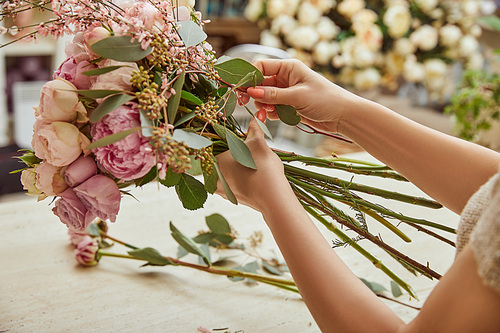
xmin=244 ymin=0 xmax=485 ymax=100
xmin=3 ymin=0 xmax=455 ymax=299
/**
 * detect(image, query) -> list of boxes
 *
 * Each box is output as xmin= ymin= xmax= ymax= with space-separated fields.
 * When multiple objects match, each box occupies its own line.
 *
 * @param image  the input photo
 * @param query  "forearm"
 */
xmin=339 ymin=98 xmax=500 ymax=214
xmin=259 ymin=183 xmax=404 ymax=332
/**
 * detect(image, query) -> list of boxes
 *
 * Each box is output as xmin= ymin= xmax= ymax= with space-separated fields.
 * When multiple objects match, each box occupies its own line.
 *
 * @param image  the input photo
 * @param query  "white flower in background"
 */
xmin=403 ymin=55 xmax=425 ymax=82
xmin=383 ymin=4 xmax=411 ymax=38
xmin=286 ymin=48 xmax=314 ymax=67
xmin=244 ymin=0 xmax=264 ymax=21
xmin=338 ymin=66 xmax=355 ymax=85
xmin=466 ymin=52 xmax=484 ymax=70
xmin=352 ymin=43 xmax=377 ymax=67
xmin=414 ymin=0 xmax=438 ymax=13
xmin=410 ymin=25 xmax=438 ymax=51
xmin=459 ymin=35 xmax=479 ymax=58
xmin=394 ymin=38 xmax=416 ymax=56
xmin=354 ymin=68 xmax=381 ymax=90
xmin=310 ymin=0 xmax=336 ymax=13
xmin=286 ymin=26 xmax=320 ymax=50
xmin=470 ymin=25 xmax=482 ymax=38
xmin=285 ymin=0 xmax=301 ymax=15
xmin=313 ymin=41 xmax=340 ymax=65
xmin=355 ymin=23 xmax=383 ymax=51
xmin=429 ymin=8 xmax=444 ymax=20
xmin=298 ymin=2 xmax=322 ymax=25
xmin=385 ymin=51 xmax=405 ymax=76
xmin=260 ymin=30 xmax=283 ymax=49
xmin=462 ymin=0 xmax=481 ymax=17
xmin=352 ymin=9 xmax=378 ymax=26
xmin=481 ymin=0 xmax=498 ymax=15
xmin=337 ymin=0 xmax=365 ymax=19
xmin=317 ymin=17 xmax=340 ymax=41
xmin=270 ymin=14 xmax=297 ymax=36
xmin=267 ymin=0 xmax=287 ymax=19
xmin=439 ymin=24 xmax=462 ymax=47
xmin=423 ymin=58 xmax=448 ymax=91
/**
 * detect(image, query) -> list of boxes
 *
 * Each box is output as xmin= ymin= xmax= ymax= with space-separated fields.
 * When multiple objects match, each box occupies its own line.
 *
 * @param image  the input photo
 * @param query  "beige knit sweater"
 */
xmin=456 ymin=171 xmax=500 ymax=294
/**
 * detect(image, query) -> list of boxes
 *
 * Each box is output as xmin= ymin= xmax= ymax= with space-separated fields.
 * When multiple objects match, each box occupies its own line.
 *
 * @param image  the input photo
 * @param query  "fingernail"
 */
xmin=248 ymin=87 xmax=265 ymax=99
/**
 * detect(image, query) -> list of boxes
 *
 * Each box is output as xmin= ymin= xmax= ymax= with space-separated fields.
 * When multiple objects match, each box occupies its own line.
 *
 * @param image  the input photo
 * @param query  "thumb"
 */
xmin=246 ymin=117 xmax=264 ymax=141
xmin=247 ymin=86 xmax=292 ymax=106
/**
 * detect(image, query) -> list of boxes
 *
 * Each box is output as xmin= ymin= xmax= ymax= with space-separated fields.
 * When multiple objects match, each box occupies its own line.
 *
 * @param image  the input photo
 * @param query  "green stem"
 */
xmin=100 ymin=231 xmax=139 ymax=250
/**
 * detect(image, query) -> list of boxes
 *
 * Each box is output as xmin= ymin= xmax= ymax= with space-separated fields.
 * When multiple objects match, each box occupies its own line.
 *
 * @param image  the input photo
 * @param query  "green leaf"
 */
xmin=206 ymin=213 xmax=231 ymax=235
xmin=217 ymin=91 xmax=237 ymax=117
xmin=87 ymin=223 xmax=100 ymax=237
xmin=256 ymin=117 xmax=273 ymax=141
xmin=391 ymin=280 xmax=403 ymax=297
xmin=226 ymin=129 xmax=257 ymax=169
xmin=16 ymin=150 xmax=41 ymax=167
xmin=82 ymin=65 xmax=126 ymax=76
xmin=275 ymin=104 xmax=301 ymax=126
xmin=174 ymin=111 xmax=196 ymax=127
xmin=181 ymin=90 xmax=203 ymax=105
xmin=212 ymin=123 xmax=227 ymax=141
xmin=139 ymin=110 xmax=155 ymax=137
xmin=214 ymin=58 xmax=264 ymax=87
xmin=228 ymin=261 xmax=259 ymax=282
xmin=128 ymin=247 xmax=174 ymax=266
xmin=479 ymin=15 xmax=500 ymax=32
xmin=90 ymin=93 xmax=135 ymax=122
xmin=360 ymin=278 xmax=387 ymax=294
xmin=175 ymin=173 xmax=208 ymax=210
xmin=178 ymin=20 xmax=208 ymax=47
xmin=75 ymin=89 xmax=123 ymax=99
xmin=167 ymin=71 xmax=185 ymax=124
xmin=159 ymin=167 xmax=182 ymax=187
xmin=90 ymin=36 xmax=152 ymax=62
xmin=172 ymin=129 xmax=212 ymax=149
xmin=177 ymin=245 xmax=189 ymax=259
xmin=134 ymin=167 xmax=157 ymax=186
xmin=213 ymin=157 xmax=237 ymax=204
xmin=203 ymin=169 xmax=218 ymax=194
xmin=186 ymin=155 xmax=202 ymax=176
xmin=86 ymin=127 xmax=141 ymax=150
xmin=262 ymin=262 xmax=283 ymax=276
xmin=170 ymin=222 xmax=211 ymax=265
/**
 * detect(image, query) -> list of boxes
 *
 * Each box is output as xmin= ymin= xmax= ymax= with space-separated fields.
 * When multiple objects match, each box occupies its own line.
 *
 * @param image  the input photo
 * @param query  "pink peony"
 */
xmin=53 ymin=52 xmax=97 ymax=90
xmin=36 ymin=78 xmax=87 ymax=122
xmin=52 ymin=188 xmax=95 ymax=231
xmin=91 ymin=103 xmax=155 ymax=180
xmin=75 ymin=236 xmax=99 ymax=266
xmin=64 ymin=155 xmax=97 ymax=187
xmin=36 ymin=161 xmax=68 ymax=196
xmin=73 ymin=175 xmax=121 ymax=223
xmin=32 ymin=119 xmax=91 ymax=167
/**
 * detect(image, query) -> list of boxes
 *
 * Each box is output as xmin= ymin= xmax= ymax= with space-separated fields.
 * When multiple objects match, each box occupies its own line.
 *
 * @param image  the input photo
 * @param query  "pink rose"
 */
xmin=64 ymin=155 xmax=97 ymax=187
xmin=36 ymin=161 xmax=68 ymax=196
xmin=68 ymin=228 xmax=89 ymax=246
xmin=32 ymin=120 xmax=91 ymax=167
xmin=90 ymin=59 xmax=138 ymax=92
xmin=53 ymin=53 xmax=97 ymax=90
xmin=20 ymin=168 xmax=46 ymax=200
xmin=36 ymin=78 xmax=87 ymax=122
xmin=75 ymin=236 xmax=99 ymax=266
xmin=84 ymin=26 xmax=111 ymax=58
xmin=52 ymin=188 xmax=95 ymax=231
xmin=74 ymin=175 xmax=121 ymax=223
xmin=91 ymin=103 xmax=155 ymax=180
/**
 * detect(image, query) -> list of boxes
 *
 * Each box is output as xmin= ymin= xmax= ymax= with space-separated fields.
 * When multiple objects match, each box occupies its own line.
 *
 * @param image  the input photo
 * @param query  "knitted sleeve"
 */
xmin=470 ymin=173 xmax=500 ymax=294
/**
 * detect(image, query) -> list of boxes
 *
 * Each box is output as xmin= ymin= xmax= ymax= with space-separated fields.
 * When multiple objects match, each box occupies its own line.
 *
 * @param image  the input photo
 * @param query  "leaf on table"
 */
xmin=170 ymin=222 xmax=211 ymax=265
xmin=206 ymin=213 xmax=231 ymax=235
xmin=90 ymin=36 xmax=152 ymax=62
xmin=128 ymin=247 xmax=174 ymax=266
xmin=391 ymin=280 xmax=403 ymax=297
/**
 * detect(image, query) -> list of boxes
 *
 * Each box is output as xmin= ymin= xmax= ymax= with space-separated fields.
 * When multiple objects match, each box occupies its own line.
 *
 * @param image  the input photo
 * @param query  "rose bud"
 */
xmin=64 ymin=155 xmax=97 ymax=187
xmin=75 ymin=236 xmax=99 ymax=266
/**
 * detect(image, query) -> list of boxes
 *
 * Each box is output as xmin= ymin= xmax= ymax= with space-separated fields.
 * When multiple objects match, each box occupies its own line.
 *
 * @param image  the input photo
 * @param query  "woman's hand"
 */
xmin=215 ymin=117 xmax=290 ymax=212
xmin=246 ymin=59 xmax=362 ymax=134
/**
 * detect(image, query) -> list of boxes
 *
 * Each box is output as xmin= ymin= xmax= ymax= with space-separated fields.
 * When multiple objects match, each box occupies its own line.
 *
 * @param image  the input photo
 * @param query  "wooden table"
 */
xmin=0 ymin=153 xmax=459 ymax=332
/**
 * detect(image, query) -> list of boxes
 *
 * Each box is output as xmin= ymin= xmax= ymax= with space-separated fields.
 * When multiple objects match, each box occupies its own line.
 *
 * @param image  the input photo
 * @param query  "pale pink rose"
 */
xmin=53 ymin=52 xmax=97 ymax=90
xmin=64 ymin=155 xmax=98 ymax=187
xmin=174 ymin=6 xmax=191 ymax=22
xmin=36 ymin=162 xmax=68 ymax=196
xmin=65 ymin=32 xmax=86 ymax=57
xmin=36 ymin=78 xmax=87 ymax=123
xmin=68 ymin=228 xmax=89 ymax=246
xmin=84 ymin=26 xmax=110 ymax=49
xmin=75 ymin=236 xmax=99 ymax=266
xmin=91 ymin=103 xmax=155 ymax=180
xmin=53 ymin=188 xmax=95 ymax=231
xmin=74 ymin=175 xmax=121 ymax=223
xmin=20 ymin=168 xmax=46 ymax=200
xmin=32 ymin=119 xmax=91 ymax=167
xmin=90 ymin=59 xmax=138 ymax=92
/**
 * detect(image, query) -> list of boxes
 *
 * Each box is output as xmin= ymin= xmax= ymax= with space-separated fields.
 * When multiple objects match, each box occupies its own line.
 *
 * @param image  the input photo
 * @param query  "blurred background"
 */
xmin=0 ymin=0 xmax=499 ymax=196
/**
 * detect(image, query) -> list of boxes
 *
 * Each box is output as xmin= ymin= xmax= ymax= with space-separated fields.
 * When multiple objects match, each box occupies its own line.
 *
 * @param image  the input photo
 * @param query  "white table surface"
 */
xmin=0 ymin=152 xmax=459 ymax=332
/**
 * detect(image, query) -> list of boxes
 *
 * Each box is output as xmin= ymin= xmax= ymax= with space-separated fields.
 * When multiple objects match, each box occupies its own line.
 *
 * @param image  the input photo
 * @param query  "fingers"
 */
xmin=247 ymin=86 xmax=292 ymax=106
xmin=246 ymin=117 xmax=264 ymax=141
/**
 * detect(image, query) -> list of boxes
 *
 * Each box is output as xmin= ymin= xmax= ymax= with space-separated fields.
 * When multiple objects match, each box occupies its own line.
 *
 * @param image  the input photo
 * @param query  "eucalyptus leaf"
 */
xmin=275 ymin=104 xmax=301 ymax=126
xmin=262 ymin=262 xmax=283 ymax=276
xmin=90 ymin=36 xmax=152 ymax=62
xmin=217 ymin=91 xmax=237 ymax=117
xmin=186 ymin=155 xmax=202 ymax=176
xmin=226 ymin=129 xmax=257 ymax=169
xmin=174 ymin=111 xmax=196 ymax=127
xmin=175 ymin=173 xmax=208 ymax=210
xmin=135 ymin=167 xmax=157 ymax=186
xmin=360 ymin=278 xmax=387 ymax=294
xmin=206 ymin=213 xmax=231 ymax=235
xmin=86 ymin=127 xmax=141 ymax=150
xmin=90 ymin=93 xmax=135 ymax=123
xmin=214 ymin=158 xmax=237 ymax=204
xmin=212 ymin=123 xmax=227 ymax=141
xmin=178 ymin=20 xmax=207 ymax=47
xmin=214 ymin=58 xmax=264 ymax=87
xmin=159 ymin=167 xmax=181 ymax=187
xmin=172 ymin=129 xmax=212 ymax=149
xmin=203 ymin=169 xmax=218 ymax=194
xmin=177 ymin=245 xmax=189 ymax=259
xmin=82 ymin=65 xmax=126 ymax=76
xmin=170 ymin=222 xmax=211 ymax=265
xmin=75 ymin=89 xmax=123 ymax=99
xmin=167 ymin=71 xmax=186 ymax=124
xmin=87 ymin=223 xmax=100 ymax=237
xmin=391 ymin=280 xmax=403 ymax=297
xmin=228 ymin=261 xmax=259 ymax=282
xmin=128 ymin=247 xmax=174 ymax=266
xmin=139 ymin=110 xmax=154 ymax=137
xmin=181 ymin=90 xmax=203 ymax=105
xmin=256 ymin=117 xmax=273 ymax=141
xmin=215 ymin=55 xmax=232 ymax=64
xmin=198 ymin=243 xmax=211 ymax=265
